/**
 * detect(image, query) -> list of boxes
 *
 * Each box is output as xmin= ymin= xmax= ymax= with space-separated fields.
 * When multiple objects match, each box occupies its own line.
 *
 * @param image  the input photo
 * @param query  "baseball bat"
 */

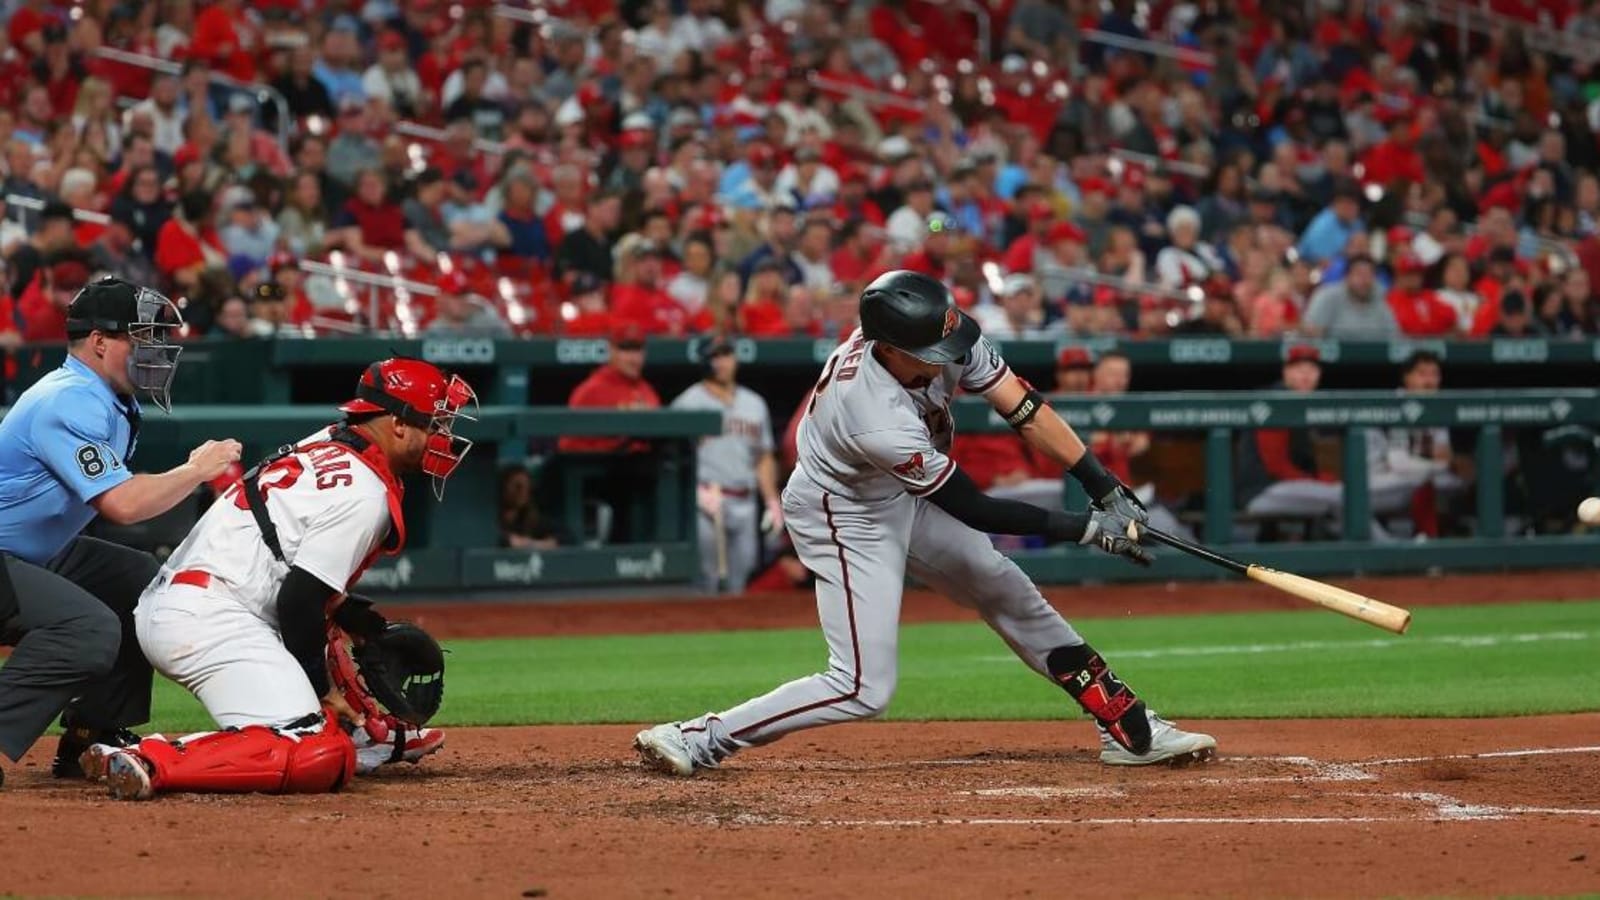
xmin=1140 ymin=526 xmax=1412 ymax=635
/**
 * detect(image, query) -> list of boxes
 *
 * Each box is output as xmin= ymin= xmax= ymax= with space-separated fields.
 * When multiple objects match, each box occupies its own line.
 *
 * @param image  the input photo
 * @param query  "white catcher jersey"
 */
xmin=671 ymin=381 xmax=773 ymax=491
xmin=157 ymin=427 xmax=399 ymax=625
xmin=795 ymin=328 xmax=1010 ymax=501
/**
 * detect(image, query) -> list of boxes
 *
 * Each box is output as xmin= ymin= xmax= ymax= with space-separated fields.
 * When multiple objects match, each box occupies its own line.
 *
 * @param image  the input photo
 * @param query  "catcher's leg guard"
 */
xmin=1047 ymin=643 xmax=1152 ymax=755
xmin=134 ymin=714 xmax=356 ymax=795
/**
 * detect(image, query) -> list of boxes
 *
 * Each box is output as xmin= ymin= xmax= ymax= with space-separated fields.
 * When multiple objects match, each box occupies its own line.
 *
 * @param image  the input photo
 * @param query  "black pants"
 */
xmin=0 ymin=537 xmax=157 ymax=761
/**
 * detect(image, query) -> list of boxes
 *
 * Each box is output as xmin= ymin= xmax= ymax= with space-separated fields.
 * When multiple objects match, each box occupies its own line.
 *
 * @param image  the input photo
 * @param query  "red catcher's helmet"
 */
xmin=340 ymin=358 xmax=478 ymax=498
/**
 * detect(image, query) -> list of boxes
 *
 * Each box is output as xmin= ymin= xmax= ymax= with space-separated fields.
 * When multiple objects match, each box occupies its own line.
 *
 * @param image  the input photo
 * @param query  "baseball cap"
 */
xmin=41 ymin=201 xmax=75 ymax=225
xmin=1047 ymin=221 xmax=1086 ymax=244
xmin=1056 ymin=346 xmax=1095 ymax=369
xmin=699 ymin=334 xmax=735 ymax=362
xmin=1001 ymin=273 xmax=1037 ymax=296
xmin=438 ymin=269 xmax=470 ymax=295
xmin=1285 ymin=344 xmax=1322 ymax=365
xmin=50 ymin=260 xmax=92 ymax=293
xmin=610 ymin=322 xmax=647 ymax=349
xmin=65 ymin=275 xmax=142 ymax=334
xmin=569 ymin=271 xmax=604 ymax=296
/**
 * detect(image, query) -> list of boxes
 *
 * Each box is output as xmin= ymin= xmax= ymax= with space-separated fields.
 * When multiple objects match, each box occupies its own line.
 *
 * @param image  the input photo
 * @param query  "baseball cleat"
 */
xmin=1098 ymin=712 xmax=1216 ymax=767
xmin=634 ymin=723 xmax=697 ymax=776
xmin=54 ymin=727 xmax=141 ymax=779
xmin=103 ymin=750 xmax=155 ymax=801
xmin=352 ymin=721 xmax=446 ymax=774
xmin=78 ymin=743 xmax=125 ymax=783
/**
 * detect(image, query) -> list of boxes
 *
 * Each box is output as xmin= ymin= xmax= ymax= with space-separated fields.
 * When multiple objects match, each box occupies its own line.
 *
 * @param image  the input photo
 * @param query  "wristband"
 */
xmin=1045 ymin=510 xmax=1090 ymax=543
xmin=1003 ymin=388 xmax=1047 ymax=430
xmin=1068 ymin=450 xmax=1120 ymax=501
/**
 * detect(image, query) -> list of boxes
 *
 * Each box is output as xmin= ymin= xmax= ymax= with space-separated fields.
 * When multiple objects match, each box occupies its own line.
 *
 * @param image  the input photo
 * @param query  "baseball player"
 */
xmin=671 ymin=336 xmax=781 ymax=594
xmin=636 ymin=270 xmax=1215 ymax=774
xmin=83 ymin=358 xmax=471 ymax=800
xmin=0 ymin=276 xmax=242 ymax=789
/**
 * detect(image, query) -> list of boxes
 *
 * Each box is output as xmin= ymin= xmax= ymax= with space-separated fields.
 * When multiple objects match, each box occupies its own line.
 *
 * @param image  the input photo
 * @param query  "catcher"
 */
xmin=79 ymin=358 xmax=468 ymax=800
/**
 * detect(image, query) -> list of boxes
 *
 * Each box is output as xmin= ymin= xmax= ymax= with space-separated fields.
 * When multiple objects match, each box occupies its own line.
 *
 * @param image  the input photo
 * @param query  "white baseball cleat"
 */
xmin=352 ymin=721 xmax=446 ymax=775
xmin=103 ymin=749 xmax=155 ymax=801
xmin=78 ymin=743 xmax=120 ymax=783
xmin=1098 ymin=711 xmax=1217 ymax=766
xmin=633 ymin=723 xmax=698 ymax=776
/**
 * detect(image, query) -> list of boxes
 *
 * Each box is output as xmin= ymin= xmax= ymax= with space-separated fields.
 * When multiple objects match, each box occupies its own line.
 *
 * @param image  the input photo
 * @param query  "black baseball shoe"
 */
xmin=53 ymin=727 xmax=141 ymax=780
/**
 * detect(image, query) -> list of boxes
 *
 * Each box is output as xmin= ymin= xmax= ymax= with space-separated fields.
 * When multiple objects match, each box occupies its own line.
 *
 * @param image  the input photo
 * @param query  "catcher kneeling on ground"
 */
xmin=80 ymin=358 xmax=469 ymax=800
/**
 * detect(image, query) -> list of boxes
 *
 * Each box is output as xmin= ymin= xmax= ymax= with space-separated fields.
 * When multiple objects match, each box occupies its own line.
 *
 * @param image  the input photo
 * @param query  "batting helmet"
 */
xmin=859 ymin=270 xmax=981 ymax=364
xmin=340 ymin=358 xmax=478 ymax=498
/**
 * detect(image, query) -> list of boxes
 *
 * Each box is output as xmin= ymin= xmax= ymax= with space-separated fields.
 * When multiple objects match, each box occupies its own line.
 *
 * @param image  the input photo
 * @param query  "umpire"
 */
xmin=0 ymin=276 xmax=242 ymax=787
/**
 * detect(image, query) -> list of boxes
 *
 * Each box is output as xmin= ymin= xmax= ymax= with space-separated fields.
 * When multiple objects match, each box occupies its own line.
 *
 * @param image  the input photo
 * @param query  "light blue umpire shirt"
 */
xmin=0 ymin=355 xmax=140 ymax=565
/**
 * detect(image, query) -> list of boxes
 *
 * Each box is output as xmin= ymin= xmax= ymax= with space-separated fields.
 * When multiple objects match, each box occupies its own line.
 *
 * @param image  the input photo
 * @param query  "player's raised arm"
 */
xmin=978 ymin=369 xmax=1149 ymax=528
xmin=90 ymin=439 xmax=242 ymax=524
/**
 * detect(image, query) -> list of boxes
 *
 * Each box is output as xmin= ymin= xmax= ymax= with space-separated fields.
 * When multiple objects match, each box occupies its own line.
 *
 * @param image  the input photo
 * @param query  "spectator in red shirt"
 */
xmin=18 ymin=256 xmax=89 ymax=341
xmin=829 ymin=164 xmax=885 ymax=227
xmin=562 ymin=272 xmax=614 ymax=337
xmin=610 ymin=237 xmax=685 ymax=335
xmin=329 ymin=168 xmax=407 ymax=263
xmin=1000 ymin=201 xmax=1055 ymax=274
xmin=1388 ymin=252 xmax=1460 ymax=336
xmin=191 ymin=0 xmax=259 ymax=82
xmin=154 ymin=190 xmax=227 ymax=293
xmin=1359 ymin=114 xmax=1425 ymax=187
xmin=738 ymin=259 xmax=790 ymax=336
xmin=559 ymin=323 xmax=662 ymax=454
xmin=828 ymin=219 xmax=887 ymax=287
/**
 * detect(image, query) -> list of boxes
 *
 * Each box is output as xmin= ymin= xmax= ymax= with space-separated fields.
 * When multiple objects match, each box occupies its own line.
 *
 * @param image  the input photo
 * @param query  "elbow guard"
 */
xmin=1004 ymin=387 xmax=1047 ymax=431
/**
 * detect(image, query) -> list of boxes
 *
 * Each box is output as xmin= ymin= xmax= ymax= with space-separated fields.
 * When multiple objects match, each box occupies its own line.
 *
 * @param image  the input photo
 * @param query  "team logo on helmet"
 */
xmin=892 ymin=452 xmax=926 ymax=481
xmin=941 ymin=308 xmax=958 ymax=338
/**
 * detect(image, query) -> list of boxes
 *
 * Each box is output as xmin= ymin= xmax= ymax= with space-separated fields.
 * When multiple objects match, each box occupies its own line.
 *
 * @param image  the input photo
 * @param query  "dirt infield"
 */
xmin=3 ymin=716 xmax=1598 ymax=898
xmin=400 ymin=569 xmax=1600 ymax=639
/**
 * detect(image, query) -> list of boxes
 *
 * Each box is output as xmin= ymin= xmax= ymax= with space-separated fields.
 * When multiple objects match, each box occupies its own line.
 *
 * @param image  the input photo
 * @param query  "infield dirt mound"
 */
xmin=3 ymin=715 xmax=1597 ymax=898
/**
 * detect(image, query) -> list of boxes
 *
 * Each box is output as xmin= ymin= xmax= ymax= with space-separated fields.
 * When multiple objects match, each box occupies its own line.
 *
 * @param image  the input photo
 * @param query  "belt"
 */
xmin=171 ymin=569 xmax=213 ymax=589
xmin=702 ymin=484 xmax=753 ymax=498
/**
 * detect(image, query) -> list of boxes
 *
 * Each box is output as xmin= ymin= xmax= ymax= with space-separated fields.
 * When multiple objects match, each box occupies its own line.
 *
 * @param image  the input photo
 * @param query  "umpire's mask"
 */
xmin=66 ymin=276 xmax=184 ymax=412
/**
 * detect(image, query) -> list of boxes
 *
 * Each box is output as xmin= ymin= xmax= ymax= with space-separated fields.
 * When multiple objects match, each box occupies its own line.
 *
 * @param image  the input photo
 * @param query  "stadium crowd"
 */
xmin=3 ymin=0 xmax=1600 ymax=345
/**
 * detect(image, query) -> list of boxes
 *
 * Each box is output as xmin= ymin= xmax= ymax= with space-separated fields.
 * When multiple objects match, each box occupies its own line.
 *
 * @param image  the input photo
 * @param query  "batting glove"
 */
xmin=1081 ymin=509 xmax=1154 ymax=567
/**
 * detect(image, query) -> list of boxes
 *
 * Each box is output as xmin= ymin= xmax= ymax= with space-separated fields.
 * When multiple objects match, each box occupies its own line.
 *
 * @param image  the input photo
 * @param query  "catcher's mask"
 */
xmin=339 ymin=358 xmax=478 ymax=499
xmin=66 ymin=276 xmax=184 ymax=413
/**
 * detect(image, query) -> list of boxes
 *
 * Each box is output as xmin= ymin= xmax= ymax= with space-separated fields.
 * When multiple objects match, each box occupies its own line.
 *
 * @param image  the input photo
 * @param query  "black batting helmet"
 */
xmin=859 ymin=270 xmax=981 ymax=364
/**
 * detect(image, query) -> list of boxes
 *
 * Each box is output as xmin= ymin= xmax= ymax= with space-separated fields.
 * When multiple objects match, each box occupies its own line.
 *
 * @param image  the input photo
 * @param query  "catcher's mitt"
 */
xmin=352 ymin=622 xmax=445 ymax=725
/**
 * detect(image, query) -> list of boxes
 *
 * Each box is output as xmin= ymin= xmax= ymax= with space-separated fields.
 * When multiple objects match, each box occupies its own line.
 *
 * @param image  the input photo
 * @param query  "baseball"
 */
xmin=1579 ymin=497 xmax=1600 ymax=525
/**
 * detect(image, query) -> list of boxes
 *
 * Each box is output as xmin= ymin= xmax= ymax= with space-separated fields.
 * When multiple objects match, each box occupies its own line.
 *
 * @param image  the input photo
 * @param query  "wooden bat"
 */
xmin=1140 ymin=526 xmax=1412 ymax=635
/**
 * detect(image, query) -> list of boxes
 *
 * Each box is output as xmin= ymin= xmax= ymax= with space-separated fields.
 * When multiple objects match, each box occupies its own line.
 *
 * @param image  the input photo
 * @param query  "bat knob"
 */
xmin=1127 ymin=520 xmax=1141 ymax=540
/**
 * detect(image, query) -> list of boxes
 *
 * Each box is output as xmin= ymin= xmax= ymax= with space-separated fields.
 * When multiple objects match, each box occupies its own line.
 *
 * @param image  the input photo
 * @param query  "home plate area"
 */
xmin=635 ymin=732 xmax=1600 ymax=830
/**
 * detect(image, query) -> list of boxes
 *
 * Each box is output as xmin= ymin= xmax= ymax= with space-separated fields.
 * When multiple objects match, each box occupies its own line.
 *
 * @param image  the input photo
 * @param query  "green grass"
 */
xmin=144 ymin=600 xmax=1600 ymax=733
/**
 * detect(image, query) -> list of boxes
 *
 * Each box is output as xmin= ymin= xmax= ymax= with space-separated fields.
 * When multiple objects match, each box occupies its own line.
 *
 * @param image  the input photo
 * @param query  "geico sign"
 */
xmin=556 ymin=339 xmax=612 ymax=365
xmin=421 ymin=338 xmax=496 ymax=365
xmin=1168 ymin=339 xmax=1232 ymax=364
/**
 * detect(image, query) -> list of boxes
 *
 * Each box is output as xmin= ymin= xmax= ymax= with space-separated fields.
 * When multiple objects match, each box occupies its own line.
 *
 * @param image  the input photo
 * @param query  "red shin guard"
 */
xmin=327 ymin=624 xmax=384 ymax=723
xmin=137 ymin=720 xmax=356 ymax=795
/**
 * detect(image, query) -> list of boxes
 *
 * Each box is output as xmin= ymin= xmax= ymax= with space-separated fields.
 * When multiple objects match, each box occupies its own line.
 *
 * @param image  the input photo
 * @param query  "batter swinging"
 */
xmin=636 ymin=270 xmax=1216 ymax=773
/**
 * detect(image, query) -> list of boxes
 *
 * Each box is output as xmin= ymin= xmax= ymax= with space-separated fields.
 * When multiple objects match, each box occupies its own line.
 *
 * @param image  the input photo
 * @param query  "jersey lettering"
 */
xmin=809 ymin=337 xmax=868 ymax=416
xmin=228 ymin=457 xmax=306 ymax=511
xmin=306 ymin=445 xmax=355 ymax=490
